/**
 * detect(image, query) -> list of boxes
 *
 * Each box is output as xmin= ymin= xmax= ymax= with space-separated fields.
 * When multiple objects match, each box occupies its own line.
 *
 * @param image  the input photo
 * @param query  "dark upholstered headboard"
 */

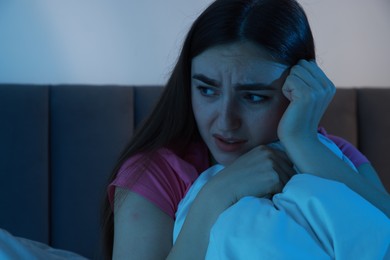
xmin=0 ymin=85 xmax=388 ymax=259
xmin=320 ymin=88 xmax=390 ymax=187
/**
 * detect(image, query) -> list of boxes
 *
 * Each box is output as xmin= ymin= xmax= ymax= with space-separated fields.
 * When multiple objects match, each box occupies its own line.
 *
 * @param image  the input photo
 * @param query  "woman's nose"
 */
xmin=217 ymin=98 xmax=241 ymax=131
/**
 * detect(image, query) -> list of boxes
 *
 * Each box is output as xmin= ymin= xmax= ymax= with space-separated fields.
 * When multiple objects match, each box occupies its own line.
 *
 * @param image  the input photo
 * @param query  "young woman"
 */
xmin=103 ymin=0 xmax=390 ymax=259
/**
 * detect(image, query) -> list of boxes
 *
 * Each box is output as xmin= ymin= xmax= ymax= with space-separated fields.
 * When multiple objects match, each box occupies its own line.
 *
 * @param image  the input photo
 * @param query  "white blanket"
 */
xmin=173 ymin=135 xmax=390 ymax=259
xmin=0 ymin=229 xmax=88 ymax=260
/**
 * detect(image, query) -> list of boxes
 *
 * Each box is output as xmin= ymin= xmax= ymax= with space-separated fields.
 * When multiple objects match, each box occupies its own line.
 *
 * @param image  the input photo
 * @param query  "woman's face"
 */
xmin=191 ymin=41 xmax=290 ymax=166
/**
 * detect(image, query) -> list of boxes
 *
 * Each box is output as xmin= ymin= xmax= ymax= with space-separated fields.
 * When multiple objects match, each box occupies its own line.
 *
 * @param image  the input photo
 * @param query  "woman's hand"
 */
xmin=171 ymin=146 xmax=295 ymax=260
xmin=277 ymin=60 xmax=336 ymax=144
xmin=204 ymin=145 xmax=296 ymax=207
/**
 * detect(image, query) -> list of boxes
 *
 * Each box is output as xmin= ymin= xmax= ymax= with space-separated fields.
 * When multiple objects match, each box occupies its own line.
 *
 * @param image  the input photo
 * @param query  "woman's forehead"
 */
xmin=191 ymin=42 xmax=289 ymax=84
xmin=193 ymin=42 xmax=287 ymax=69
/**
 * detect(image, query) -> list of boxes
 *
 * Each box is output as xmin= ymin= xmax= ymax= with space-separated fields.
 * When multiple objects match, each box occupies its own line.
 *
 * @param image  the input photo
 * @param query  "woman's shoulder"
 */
xmin=108 ymin=142 xmax=210 ymax=218
xmin=318 ymin=127 xmax=370 ymax=167
xmin=117 ymin=142 xmax=209 ymax=181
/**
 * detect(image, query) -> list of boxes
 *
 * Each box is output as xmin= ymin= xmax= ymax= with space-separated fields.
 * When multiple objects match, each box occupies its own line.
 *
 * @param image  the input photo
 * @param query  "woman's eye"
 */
xmin=244 ymin=93 xmax=267 ymax=103
xmin=197 ymin=86 xmax=217 ymax=97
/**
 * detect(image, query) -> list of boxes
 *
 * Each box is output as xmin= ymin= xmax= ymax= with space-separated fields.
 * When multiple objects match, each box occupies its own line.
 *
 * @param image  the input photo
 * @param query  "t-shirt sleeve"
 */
xmin=326 ymin=134 xmax=370 ymax=168
xmin=108 ymin=152 xmax=192 ymax=219
xmin=318 ymin=128 xmax=370 ymax=168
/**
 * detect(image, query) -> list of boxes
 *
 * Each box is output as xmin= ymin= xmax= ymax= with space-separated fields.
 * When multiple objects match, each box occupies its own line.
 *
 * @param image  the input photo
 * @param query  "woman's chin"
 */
xmin=212 ymin=154 xmax=238 ymax=167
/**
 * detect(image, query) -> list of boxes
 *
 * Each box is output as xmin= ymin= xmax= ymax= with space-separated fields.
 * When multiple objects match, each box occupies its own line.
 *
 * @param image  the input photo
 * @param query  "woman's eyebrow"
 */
xmin=235 ymin=83 xmax=276 ymax=91
xmin=192 ymin=74 xmax=220 ymax=87
xmin=192 ymin=74 xmax=276 ymax=91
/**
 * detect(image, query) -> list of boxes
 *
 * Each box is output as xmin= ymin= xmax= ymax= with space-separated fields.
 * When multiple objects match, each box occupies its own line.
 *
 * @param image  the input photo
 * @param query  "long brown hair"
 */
xmin=102 ymin=0 xmax=315 ymax=257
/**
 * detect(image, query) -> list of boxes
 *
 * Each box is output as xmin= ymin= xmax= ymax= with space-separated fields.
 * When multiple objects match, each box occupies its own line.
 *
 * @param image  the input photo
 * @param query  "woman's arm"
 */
xmin=113 ymin=188 xmax=173 ymax=260
xmin=113 ymin=146 xmax=294 ymax=260
xmin=357 ymin=163 xmax=388 ymax=193
xmin=325 ymin=134 xmax=387 ymax=192
xmin=281 ymin=136 xmax=390 ymax=217
xmin=168 ymin=146 xmax=295 ymax=259
xmin=278 ymin=59 xmax=390 ymax=217
xmin=167 ymin=181 xmax=231 ymax=260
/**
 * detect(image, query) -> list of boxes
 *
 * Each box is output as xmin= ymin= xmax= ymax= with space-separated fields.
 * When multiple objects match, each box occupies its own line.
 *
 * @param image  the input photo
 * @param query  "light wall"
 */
xmin=0 ymin=0 xmax=389 ymax=87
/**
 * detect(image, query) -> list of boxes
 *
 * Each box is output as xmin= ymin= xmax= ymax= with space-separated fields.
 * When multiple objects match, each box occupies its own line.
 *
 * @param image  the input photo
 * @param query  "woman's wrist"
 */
xmin=279 ymin=130 xmax=318 ymax=149
xmin=199 ymin=174 xmax=236 ymax=211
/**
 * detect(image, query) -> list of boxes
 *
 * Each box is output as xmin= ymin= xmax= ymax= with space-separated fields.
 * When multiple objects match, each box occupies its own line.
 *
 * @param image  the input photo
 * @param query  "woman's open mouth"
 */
xmin=213 ymin=134 xmax=247 ymax=152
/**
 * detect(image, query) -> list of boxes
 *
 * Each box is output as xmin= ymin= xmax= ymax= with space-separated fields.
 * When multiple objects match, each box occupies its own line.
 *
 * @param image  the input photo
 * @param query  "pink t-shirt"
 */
xmin=108 ymin=142 xmax=210 ymax=218
xmin=108 ymin=133 xmax=369 ymax=219
xmin=318 ymin=127 xmax=369 ymax=167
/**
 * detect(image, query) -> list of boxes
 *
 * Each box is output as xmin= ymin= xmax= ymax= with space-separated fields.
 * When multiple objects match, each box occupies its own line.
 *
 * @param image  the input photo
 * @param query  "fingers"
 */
xmin=288 ymin=60 xmax=336 ymax=94
xmin=219 ymin=145 xmax=296 ymax=200
xmin=285 ymin=65 xmax=334 ymax=116
xmin=299 ymin=60 xmax=334 ymax=89
xmin=260 ymin=146 xmax=296 ymax=186
xmin=289 ymin=64 xmax=318 ymax=92
xmin=279 ymin=59 xmax=336 ymax=141
xmin=269 ymin=148 xmax=296 ymax=185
